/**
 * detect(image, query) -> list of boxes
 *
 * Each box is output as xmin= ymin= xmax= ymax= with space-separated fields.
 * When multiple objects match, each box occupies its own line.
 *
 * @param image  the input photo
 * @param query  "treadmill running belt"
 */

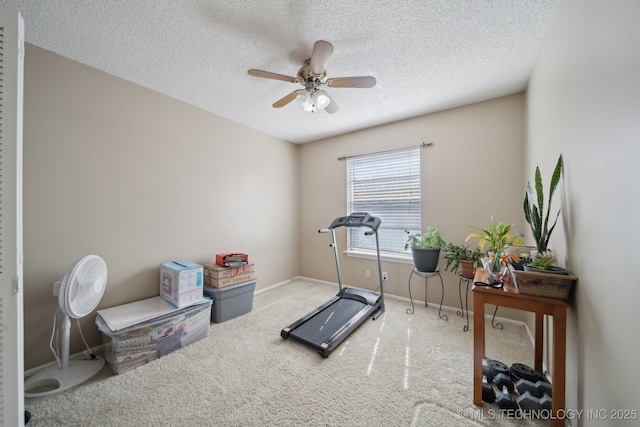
xmin=289 ymin=298 xmax=368 ymax=346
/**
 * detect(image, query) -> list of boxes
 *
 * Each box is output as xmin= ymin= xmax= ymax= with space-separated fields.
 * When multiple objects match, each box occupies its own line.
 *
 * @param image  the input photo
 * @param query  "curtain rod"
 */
xmin=337 ymin=142 xmax=433 ymax=161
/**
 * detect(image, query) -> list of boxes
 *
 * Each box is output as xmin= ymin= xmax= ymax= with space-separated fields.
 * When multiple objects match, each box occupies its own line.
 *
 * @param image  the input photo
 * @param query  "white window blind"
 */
xmin=346 ymin=147 xmax=421 ymax=254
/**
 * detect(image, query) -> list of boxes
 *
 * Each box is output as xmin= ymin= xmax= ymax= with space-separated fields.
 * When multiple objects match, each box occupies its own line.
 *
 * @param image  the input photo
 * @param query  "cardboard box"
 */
xmin=204 ymin=262 xmax=254 ymax=279
xmin=160 ymin=260 xmax=204 ymax=308
xmin=203 ymin=279 xmax=256 ymax=323
xmin=96 ymin=299 xmax=212 ymax=374
xmin=203 ymin=263 xmax=255 ymax=288
xmin=204 ymin=272 xmax=255 ymax=288
xmin=215 ymin=253 xmax=248 ymax=267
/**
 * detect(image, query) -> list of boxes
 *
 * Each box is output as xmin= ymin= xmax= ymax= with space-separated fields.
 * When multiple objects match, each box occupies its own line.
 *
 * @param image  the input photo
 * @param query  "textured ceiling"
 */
xmin=2 ymin=0 xmax=558 ymax=144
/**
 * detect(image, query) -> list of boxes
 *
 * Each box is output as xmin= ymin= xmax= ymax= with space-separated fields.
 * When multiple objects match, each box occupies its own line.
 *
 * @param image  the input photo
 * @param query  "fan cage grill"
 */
xmin=59 ymin=255 xmax=107 ymax=318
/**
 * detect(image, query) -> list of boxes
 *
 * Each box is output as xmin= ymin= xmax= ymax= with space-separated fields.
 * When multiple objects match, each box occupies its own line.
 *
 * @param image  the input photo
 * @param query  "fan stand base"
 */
xmin=24 ymin=357 xmax=105 ymax=398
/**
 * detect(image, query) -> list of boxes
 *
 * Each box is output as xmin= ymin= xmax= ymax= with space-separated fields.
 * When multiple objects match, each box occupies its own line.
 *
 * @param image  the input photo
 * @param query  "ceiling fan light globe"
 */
xmin=297 ymin=89 xmax=315 ymax=107
xmin=315 ymin=90 xmax=331 ymax=110
xmin=296 ymin=93 xmax=309 ymax=107
xmin=303 ymin=103 xmax=318 ymax=113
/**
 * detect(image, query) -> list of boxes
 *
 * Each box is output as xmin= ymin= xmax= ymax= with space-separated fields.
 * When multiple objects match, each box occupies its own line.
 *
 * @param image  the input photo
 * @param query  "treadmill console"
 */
xmin=328 ymin=212 xmax=381 ymax=232
xmin=345 ymin=212 xmax=369 ymax=225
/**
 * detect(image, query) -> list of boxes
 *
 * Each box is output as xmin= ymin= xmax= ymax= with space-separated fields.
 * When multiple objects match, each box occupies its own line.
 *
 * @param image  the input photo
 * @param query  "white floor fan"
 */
xmin=24 ymin=255 xmax=108 ymax=398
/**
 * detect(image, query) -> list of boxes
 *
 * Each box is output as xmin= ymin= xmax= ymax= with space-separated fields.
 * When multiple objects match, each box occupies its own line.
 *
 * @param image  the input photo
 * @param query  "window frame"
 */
xmin=345 ymin=146 xmax=421 ymax=260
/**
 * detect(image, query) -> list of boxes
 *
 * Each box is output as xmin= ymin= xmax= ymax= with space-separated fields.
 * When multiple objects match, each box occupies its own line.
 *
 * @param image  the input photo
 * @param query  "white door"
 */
xmin=0 ymin=5 xmax=25 ymax=427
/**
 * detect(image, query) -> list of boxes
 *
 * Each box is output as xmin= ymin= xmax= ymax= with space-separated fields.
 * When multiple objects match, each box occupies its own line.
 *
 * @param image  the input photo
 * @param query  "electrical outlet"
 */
xmin=365 ymin=269 xmax=371 ymax=279
xmin=382 ymin=272 xmax=388 ymax=281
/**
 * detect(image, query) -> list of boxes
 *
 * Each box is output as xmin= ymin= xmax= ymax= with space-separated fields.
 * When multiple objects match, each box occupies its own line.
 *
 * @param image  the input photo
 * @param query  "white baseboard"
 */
xmin=254 ymin=278 xmax=293 ymax=295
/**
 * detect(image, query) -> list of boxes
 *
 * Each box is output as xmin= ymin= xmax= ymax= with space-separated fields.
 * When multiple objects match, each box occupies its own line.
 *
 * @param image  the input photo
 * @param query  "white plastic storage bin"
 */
xmin=203 ymin=279 xmax=256 ymax=323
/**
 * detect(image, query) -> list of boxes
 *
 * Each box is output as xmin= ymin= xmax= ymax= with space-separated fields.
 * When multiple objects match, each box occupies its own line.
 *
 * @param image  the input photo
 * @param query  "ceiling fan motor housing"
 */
xmin=297 ymin=59 xmax=327 ymax=90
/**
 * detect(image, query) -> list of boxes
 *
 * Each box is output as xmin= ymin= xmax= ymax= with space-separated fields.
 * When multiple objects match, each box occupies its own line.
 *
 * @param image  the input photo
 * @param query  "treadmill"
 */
xmin=281 ymin=212 xmax=385 ymax=357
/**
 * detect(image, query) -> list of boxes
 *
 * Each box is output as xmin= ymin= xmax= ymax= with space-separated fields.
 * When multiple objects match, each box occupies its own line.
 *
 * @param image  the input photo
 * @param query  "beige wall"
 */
xmin=20 ymin=1 xmax=640 ymax=417
xmin=23 ymin=45 xmax=300 ymax=370
xmin=299 ymin=94 xmax=527 ymax=317
xmin=526 ymin=0 xmax=640 ymax=421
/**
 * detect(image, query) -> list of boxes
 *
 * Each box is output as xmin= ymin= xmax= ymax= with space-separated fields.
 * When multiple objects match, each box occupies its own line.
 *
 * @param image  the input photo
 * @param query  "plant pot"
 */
xmin=460 ymin=260 xmax=476 ymax=279
xmin=411 ymin=247 xmax=440 ymax=272
xmin=510 ymin=268 xmax=577 ymax=300
xmin=523 ymin=264 xmax=568 ymax=275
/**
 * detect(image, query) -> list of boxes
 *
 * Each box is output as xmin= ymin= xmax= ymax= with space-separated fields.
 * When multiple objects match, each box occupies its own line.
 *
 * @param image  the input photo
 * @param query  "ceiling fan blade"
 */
xmin=273 ymin=90 xmax=302 ymax=108
xmin=327 ymin=76 xmax=377 ymax=88
xmin=248 ymin=69 xmax=297 ymax=83
xmin=310 ymin=40 xmax=334 ymax=75
xmin=325 ymin=97 xmax=339 ymax=114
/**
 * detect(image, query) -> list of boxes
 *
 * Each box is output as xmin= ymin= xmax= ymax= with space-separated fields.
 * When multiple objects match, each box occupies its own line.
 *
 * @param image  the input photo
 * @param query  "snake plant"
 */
xmin=523 ymin=154 xmax=563 ymax=254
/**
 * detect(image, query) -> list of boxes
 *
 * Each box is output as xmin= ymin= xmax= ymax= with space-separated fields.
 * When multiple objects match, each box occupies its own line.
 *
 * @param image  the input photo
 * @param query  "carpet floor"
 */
xmin=24 ymin=279 xmax=548 ymax=426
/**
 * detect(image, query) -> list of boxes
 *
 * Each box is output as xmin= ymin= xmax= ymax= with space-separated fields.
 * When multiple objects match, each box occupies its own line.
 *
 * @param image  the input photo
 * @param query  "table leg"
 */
xmin=534 ymin=312 xmax=544 ymax=373
xmin=473 ymin=293 xmax=485 ymax=406
xmin=551 ymin=306 xmax=567 ymax=427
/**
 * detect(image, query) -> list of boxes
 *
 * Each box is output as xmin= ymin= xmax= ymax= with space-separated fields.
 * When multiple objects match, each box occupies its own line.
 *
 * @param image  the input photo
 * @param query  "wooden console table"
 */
xmin=472 ymin=268 xmax=568 ymax=426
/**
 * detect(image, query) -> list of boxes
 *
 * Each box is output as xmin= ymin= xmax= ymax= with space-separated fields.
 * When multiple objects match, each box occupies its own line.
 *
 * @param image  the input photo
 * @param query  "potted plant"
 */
xmin=466 ymin=216 xmax=524 ymax=254
xmin=524 ymin=154 xmax=563 ymax=260
xmin=466 ymin=216 xmax=523 ymax=284
xmin=443 ymin=243 xmax=484 ymax=279
xmin=523 ymin=254 xmax=568 ymax=274
xmin=405 ymin=227 xmax=446 ymax=272
xmin=512 ymin=251 xmax=577 ymax=300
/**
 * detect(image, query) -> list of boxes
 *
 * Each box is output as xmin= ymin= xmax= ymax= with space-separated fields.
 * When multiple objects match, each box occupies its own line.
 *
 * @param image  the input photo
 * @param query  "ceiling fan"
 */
xmin=248 ymin=40 xmax=376 ymax=114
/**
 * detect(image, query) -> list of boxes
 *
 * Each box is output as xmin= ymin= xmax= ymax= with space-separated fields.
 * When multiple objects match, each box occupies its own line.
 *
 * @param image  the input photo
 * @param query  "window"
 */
xmin=346 ymin=147 xmax=421 ymax=255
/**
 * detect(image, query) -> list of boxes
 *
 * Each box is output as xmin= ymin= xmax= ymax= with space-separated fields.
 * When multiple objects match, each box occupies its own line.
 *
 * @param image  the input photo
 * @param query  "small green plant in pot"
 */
xmin=527 ymin=254 xmax=554 ymax=271
xmin=523 ymin=254 xmax=568 ymax=274
xmin=443 ymin=243 xmax=484 ymax=279
xmin=523 ymin=154 xmax=563 ymax=262
xmin=405 ymin=227 xmax=446 ymax=272
xmin=466 ymin=216 xmax=523 ymax=283
xmin=466 ymin=216 xmax=522 ymax=256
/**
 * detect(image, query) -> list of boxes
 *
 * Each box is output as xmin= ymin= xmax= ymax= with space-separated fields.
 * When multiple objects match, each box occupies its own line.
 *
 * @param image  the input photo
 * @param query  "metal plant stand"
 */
xmin=407 ymin=267 xmax=447 ymax=321
xmin=491 ymin=306 xmax=503 ymax=329
xmin=459 ymin=272 xmax=502 ymax=331
xmin=458 ymin=273 xmax=472 ymax=331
